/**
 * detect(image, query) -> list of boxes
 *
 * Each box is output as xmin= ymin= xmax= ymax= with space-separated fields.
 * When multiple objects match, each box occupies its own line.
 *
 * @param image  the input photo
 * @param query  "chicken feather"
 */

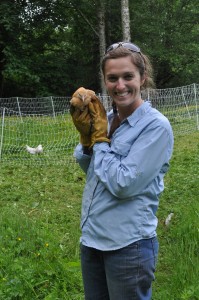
xmin=26 ymin=144 xmax=43 ymax=154
xmin=70 ymin=87 xmax=95 ymax=111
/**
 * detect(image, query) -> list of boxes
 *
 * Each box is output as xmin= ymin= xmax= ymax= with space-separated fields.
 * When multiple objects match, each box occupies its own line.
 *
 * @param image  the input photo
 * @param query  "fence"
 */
xmin=0 ymin=83 xmax=198 ymax=165
xmin=0 ymin=96 xmax=71 ymax=116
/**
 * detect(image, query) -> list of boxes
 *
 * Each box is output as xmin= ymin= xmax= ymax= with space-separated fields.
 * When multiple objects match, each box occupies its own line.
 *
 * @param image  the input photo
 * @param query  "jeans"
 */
xmin=80 ymin=237 xmax=159 ymax=300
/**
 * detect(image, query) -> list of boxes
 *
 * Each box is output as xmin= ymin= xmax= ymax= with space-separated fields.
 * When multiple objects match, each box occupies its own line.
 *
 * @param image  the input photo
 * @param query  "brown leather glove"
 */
xmin=70 ymin=105 xmax=92 ymax=147
xmin=88 ymin=94 xmax=110 ymax=148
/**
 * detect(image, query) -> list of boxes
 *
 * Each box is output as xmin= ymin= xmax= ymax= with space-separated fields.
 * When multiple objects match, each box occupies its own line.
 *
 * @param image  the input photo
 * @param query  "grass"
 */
xmin=0 ymin=163 xmax=85 ymax=299
xmin=0 ymin=132 xmax=198 ymax=299
xmin=154 ymin=132 xmax=199 ymax=300
xmin=1 ymin=114 xmax=79 ymax=164
xmin=1 ymin=105 xmax=199 ymax=165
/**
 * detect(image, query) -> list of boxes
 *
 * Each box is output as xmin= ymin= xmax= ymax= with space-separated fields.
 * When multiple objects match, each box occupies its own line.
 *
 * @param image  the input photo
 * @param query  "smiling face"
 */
xmin=104 ymin=56 xmax=146 ymax=117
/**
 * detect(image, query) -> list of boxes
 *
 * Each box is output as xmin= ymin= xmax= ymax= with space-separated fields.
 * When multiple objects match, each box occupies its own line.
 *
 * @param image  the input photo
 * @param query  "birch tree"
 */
xmin=121 ymin=0 xmax=131 ymax=41
xmin=98 ymin=0 xmax=107 ymax=94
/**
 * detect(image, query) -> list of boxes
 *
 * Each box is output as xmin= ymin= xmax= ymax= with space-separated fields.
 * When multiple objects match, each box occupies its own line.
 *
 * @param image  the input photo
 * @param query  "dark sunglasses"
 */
xmin=106 ymin=42 xmax=141 ymax=54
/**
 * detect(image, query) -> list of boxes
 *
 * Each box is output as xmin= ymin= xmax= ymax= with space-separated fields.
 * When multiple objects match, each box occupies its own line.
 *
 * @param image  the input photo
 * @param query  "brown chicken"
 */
xmin=70 ymin=87 xmax=96 ymax=111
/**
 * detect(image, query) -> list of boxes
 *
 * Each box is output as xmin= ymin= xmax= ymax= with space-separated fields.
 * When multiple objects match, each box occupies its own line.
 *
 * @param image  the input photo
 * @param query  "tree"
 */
xmin=121 ymin=0 xmax=131 ymax=41
xmin=0 ymin=0 xmax=198 ymax=96
xmin=130 ymin=0 xmax=199 ymax=88
xmin=0 ymin=0 xmax=27 ymax=97
xmin=98 ymin=0 xmax=106 ymax=94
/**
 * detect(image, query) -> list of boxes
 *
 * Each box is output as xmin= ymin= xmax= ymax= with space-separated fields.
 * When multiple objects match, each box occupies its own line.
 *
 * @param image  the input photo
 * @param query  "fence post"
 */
xmin=181 ymin=88 xmax=191 ymax=118
xmin=0 ymin=107 xmax=5 ymax=161
xmin=147 ymin=88 xmax=150 ymax=100
xmin=98 ymin=93 xmax=109 ymax=111
xmin=51 ymin=96 xmax=55 ymax=118
xmin=16 ymin=97 xmax=23 ymax=122
xmin=193 ymin=83 xmax=199 ymax=130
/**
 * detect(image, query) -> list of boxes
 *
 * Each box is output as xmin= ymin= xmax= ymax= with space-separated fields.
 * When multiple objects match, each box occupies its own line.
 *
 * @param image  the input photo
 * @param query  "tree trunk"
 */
xmin=121 ymin=0 xmax=131 ymax=41
xmin=98 ymin=0 xmax=107 ymax=95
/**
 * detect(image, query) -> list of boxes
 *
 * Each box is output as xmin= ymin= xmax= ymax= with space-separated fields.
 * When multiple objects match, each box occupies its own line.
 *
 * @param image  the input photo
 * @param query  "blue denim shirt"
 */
xmin=74 ymin=101 xmax=174 ymax=251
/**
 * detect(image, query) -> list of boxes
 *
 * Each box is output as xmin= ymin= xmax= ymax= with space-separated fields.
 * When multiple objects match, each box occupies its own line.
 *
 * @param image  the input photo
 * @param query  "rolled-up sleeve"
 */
xmin=93 ymin=122 xmax=173 ymax=199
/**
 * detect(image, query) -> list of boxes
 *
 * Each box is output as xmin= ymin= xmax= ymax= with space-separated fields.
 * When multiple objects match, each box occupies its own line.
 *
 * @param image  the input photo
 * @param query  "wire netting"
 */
xmin=0 ymin=83 xmax=198 ymax=165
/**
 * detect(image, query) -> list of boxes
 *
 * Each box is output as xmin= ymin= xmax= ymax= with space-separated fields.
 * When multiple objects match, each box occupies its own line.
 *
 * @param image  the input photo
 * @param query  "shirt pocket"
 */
xmin=111 ymin=139 xmax=131 ymax=157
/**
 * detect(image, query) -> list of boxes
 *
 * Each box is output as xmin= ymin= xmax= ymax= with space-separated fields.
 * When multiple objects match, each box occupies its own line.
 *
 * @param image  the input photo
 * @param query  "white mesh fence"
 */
xmin=0 ymin=83 xmax=198 ymax=165
xmin=0 ymin=96 xmax=70 ymax=116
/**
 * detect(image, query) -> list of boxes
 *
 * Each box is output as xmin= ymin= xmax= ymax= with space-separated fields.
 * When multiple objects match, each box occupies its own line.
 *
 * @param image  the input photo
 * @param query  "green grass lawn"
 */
xmin=0 ymin=132 xmax=198 ymax=299
xmin=1 ymin=114 xmax=79 ymax=165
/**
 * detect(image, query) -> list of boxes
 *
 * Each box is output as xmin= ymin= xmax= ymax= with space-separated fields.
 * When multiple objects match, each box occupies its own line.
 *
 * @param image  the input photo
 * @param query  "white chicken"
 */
xmin=165 ymin=213 xmax=174 ymax=226
xmin=26 ymin=144 xmax=43 ymax=154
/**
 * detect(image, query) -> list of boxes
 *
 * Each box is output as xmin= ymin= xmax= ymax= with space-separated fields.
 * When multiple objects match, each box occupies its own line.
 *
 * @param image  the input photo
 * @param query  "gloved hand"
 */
xmin=88 ymin=94 xmax=110 ymax=148
xmin=70 ymin=105 xmax=92 ymax=147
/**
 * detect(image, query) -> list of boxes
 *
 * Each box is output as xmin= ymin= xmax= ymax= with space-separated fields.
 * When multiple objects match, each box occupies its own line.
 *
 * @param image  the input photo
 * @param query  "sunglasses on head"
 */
xmin=106 ymin=42 xmax=141 ymax=54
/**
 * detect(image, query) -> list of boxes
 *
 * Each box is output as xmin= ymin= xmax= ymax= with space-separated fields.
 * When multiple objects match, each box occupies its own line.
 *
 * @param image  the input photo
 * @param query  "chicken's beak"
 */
xmin=78 ymin=93 xmax=85 ymax=102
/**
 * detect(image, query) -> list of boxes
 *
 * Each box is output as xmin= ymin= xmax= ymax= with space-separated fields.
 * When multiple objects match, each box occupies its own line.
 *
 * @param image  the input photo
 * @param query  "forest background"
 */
xmin=0 ymin=0 xmax=198 ymax=98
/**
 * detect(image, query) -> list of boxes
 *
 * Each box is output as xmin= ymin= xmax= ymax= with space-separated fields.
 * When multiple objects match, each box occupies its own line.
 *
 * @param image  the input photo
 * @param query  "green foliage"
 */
xmin=0 ymin=0 xmax=198 ymax=96
xmin=131 ymin=0 xmax=199 ymax=88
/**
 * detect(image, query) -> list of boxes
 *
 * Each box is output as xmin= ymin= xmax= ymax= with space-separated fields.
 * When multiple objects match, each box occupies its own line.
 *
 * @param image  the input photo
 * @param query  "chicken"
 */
xmin=165 ymin=213 xmax=174 ymax=226
xmin=26 ymin=144 xmax=43 ymax=154
xmin=70 ymin=87 xmax=95 ymax=111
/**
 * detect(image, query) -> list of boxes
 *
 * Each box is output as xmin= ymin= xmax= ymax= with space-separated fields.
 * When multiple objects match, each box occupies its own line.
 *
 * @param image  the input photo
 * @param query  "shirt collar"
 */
xmin=126 ymin=101 xmax=151 ymax=127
